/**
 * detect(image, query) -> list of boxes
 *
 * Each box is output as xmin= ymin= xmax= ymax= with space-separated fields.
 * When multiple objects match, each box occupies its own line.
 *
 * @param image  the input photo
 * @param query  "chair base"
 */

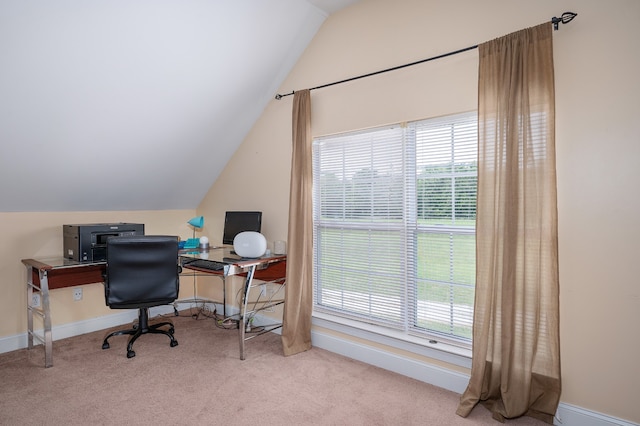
xmin=102 ymin=307 xmax=178 ymax=358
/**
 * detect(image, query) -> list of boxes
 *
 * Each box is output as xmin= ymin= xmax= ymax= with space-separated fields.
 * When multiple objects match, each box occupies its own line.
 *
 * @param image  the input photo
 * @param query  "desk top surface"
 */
xmin=180 ymin=247 xmax=285 ymax=267
xmin=22 ymin=257 xmax=104 ymax=270
xmin=22 ymin=247 xmax=285 ymax=271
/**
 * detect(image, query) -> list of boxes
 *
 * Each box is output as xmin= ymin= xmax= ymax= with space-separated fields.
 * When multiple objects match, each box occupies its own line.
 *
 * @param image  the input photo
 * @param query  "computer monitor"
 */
xmin=222 ymin=211 xmax=262 ymax=245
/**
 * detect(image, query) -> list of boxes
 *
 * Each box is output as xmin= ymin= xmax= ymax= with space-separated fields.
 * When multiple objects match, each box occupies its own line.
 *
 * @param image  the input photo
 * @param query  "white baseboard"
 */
xmin=554 ymin=403 xmax=638 ymax=426
xmin=310 ymin=327 xmax=469 ymax=394
xmin=0 ymin=311 xmax=133 ymax=354
xmin=310 ymin=327 xmax=638 ymax=426
xmin=0 ymin=302 xmax=267 ymax=355
xmin=2 ymin=311 xmax=635 ymax=426
xmin=0 ymin=305 xmax=176 ymax=354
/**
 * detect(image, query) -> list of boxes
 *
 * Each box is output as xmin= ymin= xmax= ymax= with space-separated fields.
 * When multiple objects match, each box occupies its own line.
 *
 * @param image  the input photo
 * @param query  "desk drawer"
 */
xmin=250 ymin=260 xmax=286 ymax=283
xmin=32 ymin=264 xmax=105 ymax=290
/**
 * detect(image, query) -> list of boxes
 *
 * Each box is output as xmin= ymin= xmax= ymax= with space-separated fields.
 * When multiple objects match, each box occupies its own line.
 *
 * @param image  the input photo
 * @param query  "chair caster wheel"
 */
xmin=170 ymin=340 xmax=178 ymax=347
xmin=169 ymin=328 xmax=175 ymax=335
xmin=102 ymin=342 xmax=110 ymax=350
xmin=127 ymin=350 xmax=136 ymax=358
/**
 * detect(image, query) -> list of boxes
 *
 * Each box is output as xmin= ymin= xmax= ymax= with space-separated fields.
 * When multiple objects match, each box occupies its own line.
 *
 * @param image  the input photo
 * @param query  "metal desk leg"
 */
xmin=238 ymin=265 xmax=256 ymax=360
xmin=222 ymin=275 xmax=227 ymax=318
xmin=26 ymin=266 xmax=53 ymax=368
xmin=40 ymin=269 xmax=53 ymax=368
xmin=26 ymin=265 xmax=34 ymax=350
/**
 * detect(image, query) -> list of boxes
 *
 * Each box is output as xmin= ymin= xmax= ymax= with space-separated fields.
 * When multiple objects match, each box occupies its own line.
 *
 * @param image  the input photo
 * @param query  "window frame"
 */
xmin=312 ymin=111 xmax=477 ymax=351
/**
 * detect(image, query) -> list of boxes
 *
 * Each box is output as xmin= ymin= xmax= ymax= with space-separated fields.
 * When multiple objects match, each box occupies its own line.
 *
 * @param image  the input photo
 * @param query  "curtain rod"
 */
xmin=274 ymin=11 xmax=577 ymax=100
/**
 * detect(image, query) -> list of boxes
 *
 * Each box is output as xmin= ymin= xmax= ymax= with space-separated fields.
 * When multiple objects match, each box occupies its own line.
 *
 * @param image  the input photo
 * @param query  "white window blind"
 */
xmin=313 ymin=112 xmax=477 ymax=345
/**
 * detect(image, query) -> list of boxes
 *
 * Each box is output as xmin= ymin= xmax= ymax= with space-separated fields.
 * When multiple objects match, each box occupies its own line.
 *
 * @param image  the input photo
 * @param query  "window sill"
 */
xmin=312 ymin=311 xmax=472 ymax=369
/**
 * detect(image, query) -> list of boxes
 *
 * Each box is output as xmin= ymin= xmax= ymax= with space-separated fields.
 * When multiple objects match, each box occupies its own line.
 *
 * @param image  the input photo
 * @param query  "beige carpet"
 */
xmin=0 ymin=311 xmax=546 ymax=425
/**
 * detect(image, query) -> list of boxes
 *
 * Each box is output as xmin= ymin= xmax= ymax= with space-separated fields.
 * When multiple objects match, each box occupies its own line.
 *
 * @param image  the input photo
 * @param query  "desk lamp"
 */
xmin=186 ymin=216 xmax=208 ymax=249
xmin=187 ymin=215 xmax=204 ymax=238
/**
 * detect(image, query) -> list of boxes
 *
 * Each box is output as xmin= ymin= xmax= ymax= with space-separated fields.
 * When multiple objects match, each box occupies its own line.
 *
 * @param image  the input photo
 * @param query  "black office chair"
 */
xmin=102 ymin=235 xmax=181 ymax=358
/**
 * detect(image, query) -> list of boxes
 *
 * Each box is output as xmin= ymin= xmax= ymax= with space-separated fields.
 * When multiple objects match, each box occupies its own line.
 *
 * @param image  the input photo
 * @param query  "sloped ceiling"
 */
xmin=0 ymin=0 xmax=358 ymax=212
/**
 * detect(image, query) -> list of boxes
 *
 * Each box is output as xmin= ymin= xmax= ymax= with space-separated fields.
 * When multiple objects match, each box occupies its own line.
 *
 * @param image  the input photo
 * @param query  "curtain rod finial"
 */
xmin=274 ymin=90 xmax=294 ymax=100
xmin=552 ymin=11 xmax=577 ymax=30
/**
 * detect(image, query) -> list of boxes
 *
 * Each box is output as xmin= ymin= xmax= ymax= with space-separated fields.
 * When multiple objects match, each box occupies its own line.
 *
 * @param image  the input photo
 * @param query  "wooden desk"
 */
xmin=22 ymin=251 xmax=286 ymax=367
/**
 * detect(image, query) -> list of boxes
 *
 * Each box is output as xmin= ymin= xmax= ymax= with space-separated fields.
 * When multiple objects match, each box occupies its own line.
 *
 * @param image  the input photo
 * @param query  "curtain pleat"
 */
xmin=456 ymin=23 xmax=561 ymax=423
xmin=281 ymin=89 xmax=313 ymax=356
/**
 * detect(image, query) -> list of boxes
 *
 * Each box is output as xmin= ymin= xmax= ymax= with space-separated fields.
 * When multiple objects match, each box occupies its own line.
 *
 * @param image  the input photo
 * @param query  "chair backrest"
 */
xmin=105 ymin=235 xmax=180 ymax=309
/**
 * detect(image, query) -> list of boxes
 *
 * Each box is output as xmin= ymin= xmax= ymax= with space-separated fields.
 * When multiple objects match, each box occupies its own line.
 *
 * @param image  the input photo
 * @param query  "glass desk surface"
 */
xmin=180 ymin=247 xmax=285 ymax=267
xmin=23 ymin=257 xmax=105 ymax=269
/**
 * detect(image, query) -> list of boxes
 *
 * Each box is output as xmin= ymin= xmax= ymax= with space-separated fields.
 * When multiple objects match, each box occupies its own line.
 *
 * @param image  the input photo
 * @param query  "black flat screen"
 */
xmin=222 ymin=211 xmax=262 ymax=245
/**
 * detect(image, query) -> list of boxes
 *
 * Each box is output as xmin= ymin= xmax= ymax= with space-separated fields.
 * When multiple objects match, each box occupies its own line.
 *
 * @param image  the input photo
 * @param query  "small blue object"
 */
xmin=183 ymin=238 xmax=200 ymax=249
xmin=178 ymin=241 xmax=186 ymax=249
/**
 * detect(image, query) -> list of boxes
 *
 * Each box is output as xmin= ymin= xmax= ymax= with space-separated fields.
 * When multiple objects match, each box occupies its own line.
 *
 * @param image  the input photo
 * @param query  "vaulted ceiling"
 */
xmin=0 ymin=0 xmax=358 ymax=212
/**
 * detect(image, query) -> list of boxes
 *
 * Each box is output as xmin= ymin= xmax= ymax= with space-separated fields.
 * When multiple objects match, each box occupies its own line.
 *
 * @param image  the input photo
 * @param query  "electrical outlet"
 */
xmin=32 ymin=293 xmax=41 ymax=307
xmin=73 ymin=288 xmax=83 ymax=301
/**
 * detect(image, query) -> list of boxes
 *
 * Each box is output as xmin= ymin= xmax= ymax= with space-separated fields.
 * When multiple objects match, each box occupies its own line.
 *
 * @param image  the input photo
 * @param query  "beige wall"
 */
xmin=200 ymin=0 xmax=640 ymax=422
xmin=0 ymin=210 xmax=195 ymax=336
xmin=2 ymin=0 xmax=638 ymax=423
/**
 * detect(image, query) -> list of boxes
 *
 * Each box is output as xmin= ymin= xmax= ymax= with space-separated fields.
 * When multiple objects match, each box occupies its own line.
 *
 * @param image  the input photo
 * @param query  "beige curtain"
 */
xmin=281 ymin=89 xmax=313 ymax=356
xmin=456 ymin=23 xmax=561 ymax=424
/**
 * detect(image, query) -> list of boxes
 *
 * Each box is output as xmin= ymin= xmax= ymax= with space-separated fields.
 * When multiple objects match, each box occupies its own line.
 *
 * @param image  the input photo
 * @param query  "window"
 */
xmin=312 ymin=112 xmax=477 ymax=347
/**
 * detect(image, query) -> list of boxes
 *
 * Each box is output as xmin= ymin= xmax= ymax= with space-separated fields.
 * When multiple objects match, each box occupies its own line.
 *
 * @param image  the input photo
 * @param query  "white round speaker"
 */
xmin=233 ymin=231 xmax=267 ymax=258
